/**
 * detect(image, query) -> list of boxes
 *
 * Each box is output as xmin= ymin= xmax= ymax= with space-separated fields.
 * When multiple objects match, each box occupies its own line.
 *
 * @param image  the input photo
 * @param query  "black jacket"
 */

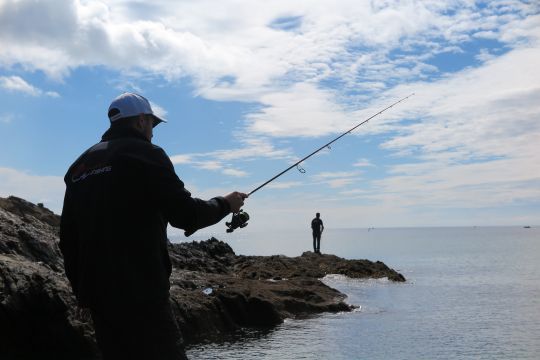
xmin=311 ymin=218 xmax=323 ymax=234
xmin=59 ymin=126 xmax=230 ymax=309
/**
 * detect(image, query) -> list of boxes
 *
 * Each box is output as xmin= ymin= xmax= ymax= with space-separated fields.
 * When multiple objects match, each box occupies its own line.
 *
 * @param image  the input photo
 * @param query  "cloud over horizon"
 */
xmin=0 ymin=0 xmax=539 ymax=227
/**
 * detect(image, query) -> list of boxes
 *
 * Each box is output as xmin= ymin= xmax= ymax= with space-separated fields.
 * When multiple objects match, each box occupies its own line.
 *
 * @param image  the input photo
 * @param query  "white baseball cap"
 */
xmin=108 ymin=92 xmax=166 ymax=127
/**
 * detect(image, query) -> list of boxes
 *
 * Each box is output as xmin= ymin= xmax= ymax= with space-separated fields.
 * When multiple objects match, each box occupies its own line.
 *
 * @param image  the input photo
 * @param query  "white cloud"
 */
xmin=324 ymin=178 xmax=357 ymax=189
xmin=196 ymin=161 xmax=223 ymax=171
xmin=475 ymin=48 xmax=497 ymax=62
xmin=149 ymin=101 xmax=168 ymax=120
xmin=0 ymin=0 xmax=535 ymax=95
xmin=170 ymin=154 xmax=192 ymax=164
xmin=209 ymin=137 xmax=291 ymax=161
xmin=324 ymin=45 xmax=540 ymax=211
xmin=0 ymin=76 xmax=59 ymax=97
xmin=169 ymin=136 xmax=293 ymax=176
xmin=172 ymin=153 xmax=252 ymax=177
xmin=0 ymin=167 xmax=64 ymax=214
xmin=364 ymin=157 xmax=540 ymax=211
xmin=312 ymin=170 xmax=361 ymax=189
xmin=353 ymin=158 xmax=374 ymax=167
xmin=379 ymin=46 xmax=540 ymax=161
xmin=0 ymin=113 xmax=15 ymax=124
xmin=0 ymin=2 xmax=536 ymax=145
xmin=176 ymin=158 xmax=248 ymax=177
xmin=339 ymin=188 xmax=369 ymax=196
xmin=222 ymin=168 xmax=248 ymax=177
xmin=246 ymin=83 xmax=350 ymax=137
xmin=313 ymin=171 xmax=360 ymax=179
xmin=0 ymin=76 xmax=39 ymax=95
xmin=291 ymin=40 xmax=540 ymax=209
xmin=266 ymin=181 xmax=303 ymax=189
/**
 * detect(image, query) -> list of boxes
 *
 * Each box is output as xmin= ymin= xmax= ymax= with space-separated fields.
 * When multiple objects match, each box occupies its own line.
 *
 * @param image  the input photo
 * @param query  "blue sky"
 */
xmin=1 ymin=0 xmax=539 ymax=237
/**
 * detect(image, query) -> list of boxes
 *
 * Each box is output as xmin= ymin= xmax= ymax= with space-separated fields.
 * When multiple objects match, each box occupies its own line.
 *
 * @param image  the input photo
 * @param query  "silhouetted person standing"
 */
xmin=59 ymin=92 xmax=247 ymax=360
xmin=311 ymin=212 xmax=324 ymax=254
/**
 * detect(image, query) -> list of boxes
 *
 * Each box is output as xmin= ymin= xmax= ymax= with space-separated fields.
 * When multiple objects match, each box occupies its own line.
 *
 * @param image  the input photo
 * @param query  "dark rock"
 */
xmin=0 ymin=254 xmax=98 ymax=360
xmin=0 ymin=196 xmax=60 ymax=228
xmin=1 ymin=196 xmax=406 ymax=359
xmin=0 ymin=197 xmax=97 ymax=360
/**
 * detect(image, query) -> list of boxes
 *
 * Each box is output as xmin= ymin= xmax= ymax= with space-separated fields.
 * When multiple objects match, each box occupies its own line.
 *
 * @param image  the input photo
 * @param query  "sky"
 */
xmin=0 ymin=0 xmax=539 ymax=238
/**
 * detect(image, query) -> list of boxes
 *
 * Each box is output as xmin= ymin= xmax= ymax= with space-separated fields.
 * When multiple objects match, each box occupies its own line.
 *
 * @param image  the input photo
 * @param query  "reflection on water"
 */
xmin=184 ymin=227 xmax=540 ymax=360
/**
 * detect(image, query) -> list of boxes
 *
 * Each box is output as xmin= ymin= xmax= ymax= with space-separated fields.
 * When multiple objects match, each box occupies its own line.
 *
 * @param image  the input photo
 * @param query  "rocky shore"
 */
xmin=0 ymin=196 xmax=405 ymax=359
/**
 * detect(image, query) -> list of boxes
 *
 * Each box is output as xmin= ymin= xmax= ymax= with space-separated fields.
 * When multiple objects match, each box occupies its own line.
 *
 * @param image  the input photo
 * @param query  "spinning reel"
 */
xmin=225 ymin=210 xmax=250 ymax=233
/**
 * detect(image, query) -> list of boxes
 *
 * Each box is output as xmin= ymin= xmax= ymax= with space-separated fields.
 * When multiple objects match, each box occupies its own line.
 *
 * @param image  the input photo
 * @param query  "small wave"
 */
xmin=322 ymin=274 xmax=390 ymax=285
xmin=321 ymin=274 xmax=350 ymax=281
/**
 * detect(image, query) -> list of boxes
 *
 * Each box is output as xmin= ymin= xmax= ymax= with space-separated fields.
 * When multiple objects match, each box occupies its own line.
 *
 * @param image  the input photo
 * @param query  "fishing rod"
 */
xmin=225 ymin=93 xmax=415 ymax=232
xmin=250 ymin=93 xmax=414 ymax=195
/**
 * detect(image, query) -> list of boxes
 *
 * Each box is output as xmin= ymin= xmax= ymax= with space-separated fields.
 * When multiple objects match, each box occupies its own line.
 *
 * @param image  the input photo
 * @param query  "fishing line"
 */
xmin=248 ymin=93 xmax=415 ymax=196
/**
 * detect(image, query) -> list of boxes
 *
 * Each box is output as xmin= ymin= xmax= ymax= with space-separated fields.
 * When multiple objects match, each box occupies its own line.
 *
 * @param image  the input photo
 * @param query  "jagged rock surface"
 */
xmin=0 ymin=196 xmax=405 ymax=359
xmin=0 ymin=197 xmax=97 ymax=360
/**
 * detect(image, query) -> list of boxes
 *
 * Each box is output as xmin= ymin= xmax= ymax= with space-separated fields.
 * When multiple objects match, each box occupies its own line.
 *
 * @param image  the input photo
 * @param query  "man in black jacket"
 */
xmin=59 ymin=92 xmax=247 ymax=360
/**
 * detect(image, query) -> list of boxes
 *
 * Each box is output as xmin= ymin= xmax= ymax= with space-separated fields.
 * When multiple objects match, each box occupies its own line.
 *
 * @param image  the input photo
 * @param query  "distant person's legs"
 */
xmin=315 ymin=233 xmax=321 ymax=253
xmin=313 ymin=232 xmax=317 ymax=252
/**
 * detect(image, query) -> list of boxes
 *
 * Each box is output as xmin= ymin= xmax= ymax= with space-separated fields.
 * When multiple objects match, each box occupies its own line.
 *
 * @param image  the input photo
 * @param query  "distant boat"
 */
xmin=524 ymin=226 xmax=531 ymax=229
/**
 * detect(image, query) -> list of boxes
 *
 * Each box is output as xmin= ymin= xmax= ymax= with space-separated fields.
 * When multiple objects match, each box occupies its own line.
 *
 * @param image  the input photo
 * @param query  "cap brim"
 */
xmin=151 ymin=115 xmax=167 ymax=128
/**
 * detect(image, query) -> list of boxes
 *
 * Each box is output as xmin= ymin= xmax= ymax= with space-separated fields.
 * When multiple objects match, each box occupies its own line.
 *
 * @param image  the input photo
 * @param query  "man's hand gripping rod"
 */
xmin=225 ymin=93 xmax=415 ymax=232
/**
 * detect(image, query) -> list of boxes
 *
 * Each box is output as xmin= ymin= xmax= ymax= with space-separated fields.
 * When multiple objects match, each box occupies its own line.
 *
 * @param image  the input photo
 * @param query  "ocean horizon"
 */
xmin=172 ymin=226 xmax=540 ymax=359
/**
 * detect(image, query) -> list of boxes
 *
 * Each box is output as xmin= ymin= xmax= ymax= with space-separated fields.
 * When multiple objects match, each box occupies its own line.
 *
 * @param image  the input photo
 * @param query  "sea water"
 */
xmin=178 ymin=227 xmax=540 ymax=359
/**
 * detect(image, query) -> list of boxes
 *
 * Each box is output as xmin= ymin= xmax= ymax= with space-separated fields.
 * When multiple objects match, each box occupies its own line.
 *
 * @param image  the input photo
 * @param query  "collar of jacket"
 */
xmin=101 ymin=125 xmax=149 ymax=143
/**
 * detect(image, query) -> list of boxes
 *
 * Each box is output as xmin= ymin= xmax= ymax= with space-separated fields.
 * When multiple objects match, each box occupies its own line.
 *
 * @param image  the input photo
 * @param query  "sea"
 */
xmin=172 ymin=226 xmax=540 ymax=360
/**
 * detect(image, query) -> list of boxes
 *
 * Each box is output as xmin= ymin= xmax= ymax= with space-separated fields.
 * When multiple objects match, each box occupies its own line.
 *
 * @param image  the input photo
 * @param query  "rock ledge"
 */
xmin=0 ymin=196 xmax=405 ymax=359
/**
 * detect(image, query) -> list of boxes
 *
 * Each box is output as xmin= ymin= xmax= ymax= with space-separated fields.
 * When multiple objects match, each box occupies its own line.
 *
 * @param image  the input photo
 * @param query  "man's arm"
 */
xmin=148 ymin=147 xmax=246 ymax=235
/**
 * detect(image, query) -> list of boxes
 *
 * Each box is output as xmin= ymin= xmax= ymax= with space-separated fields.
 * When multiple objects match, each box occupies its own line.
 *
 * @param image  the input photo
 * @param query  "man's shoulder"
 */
xmin=65 ymin=139 xmax=169 ymax=176
xmin=100 ymin=137 xmax=168 ymax=158
xmin=73 ymin=138 xmax=164 ymax=160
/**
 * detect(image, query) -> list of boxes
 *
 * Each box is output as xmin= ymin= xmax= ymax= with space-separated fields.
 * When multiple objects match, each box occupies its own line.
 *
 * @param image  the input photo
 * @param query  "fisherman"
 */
xmin=59 ymin=92 xmax=247 ymax=360
xmin=311 ymin=212 xmax=324 ymax=254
